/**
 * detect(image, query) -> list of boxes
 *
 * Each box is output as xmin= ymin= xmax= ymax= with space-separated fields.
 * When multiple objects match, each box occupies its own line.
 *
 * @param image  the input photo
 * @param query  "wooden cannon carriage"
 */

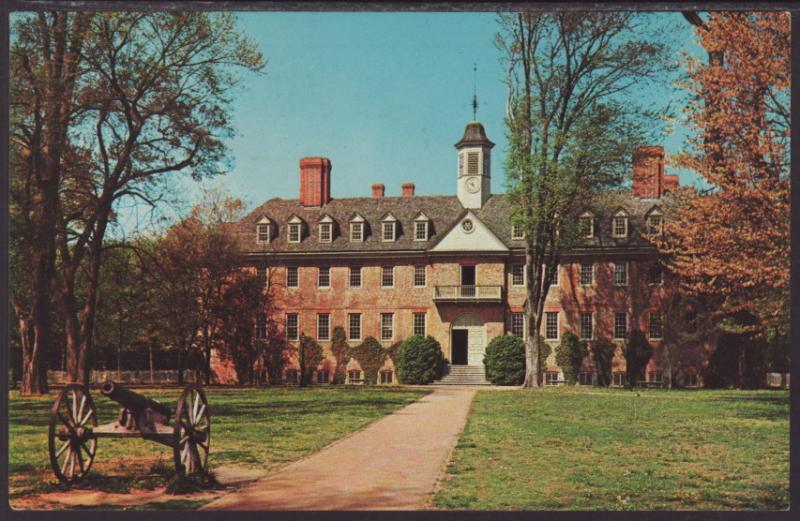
xmin=48 ymin=381 xmax=210 ymax=484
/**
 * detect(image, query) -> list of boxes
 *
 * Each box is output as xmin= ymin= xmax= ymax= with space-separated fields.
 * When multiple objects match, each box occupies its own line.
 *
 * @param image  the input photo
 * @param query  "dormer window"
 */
xmin=612 ymin=210 xmax=629 ymax=238
xmin=381 ymin=213 xmax=397 ymax=242
xmin=287 ymin=215 xmax=303 ymax=243
xmin=646 ymin=208 xmax=664 ymax=236
xmin=256 ymin=216 xmax=271 ymax=244
xmin=511 ymin=223 xmax=525 ymax=240
xmin=318 ymin=215 xmax=333 ymax=243
xmin=579 ymin=212 xmax=594 ymax=239
xmin=350 ymin=213 xmax=365 ymax=242
xmin=413 ymin=212 xmax=430 ymax=241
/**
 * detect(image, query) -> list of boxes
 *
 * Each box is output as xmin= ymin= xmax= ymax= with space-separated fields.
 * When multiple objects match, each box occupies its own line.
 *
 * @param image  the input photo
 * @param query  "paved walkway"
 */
xmin=203 ymin=388 xmax=476 ymax=510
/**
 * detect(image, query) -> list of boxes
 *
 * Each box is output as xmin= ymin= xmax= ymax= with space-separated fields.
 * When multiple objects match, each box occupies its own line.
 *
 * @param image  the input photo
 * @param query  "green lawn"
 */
xmin=9 ymin=385 xmax=427 ymax=507
xmin=434 ymin=387 xmax=789 ymax=511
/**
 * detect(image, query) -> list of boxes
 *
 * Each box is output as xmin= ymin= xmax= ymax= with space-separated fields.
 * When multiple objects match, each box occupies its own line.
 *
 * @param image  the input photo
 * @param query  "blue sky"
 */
xmin=195 ymin=11 xmax=703 ymax=213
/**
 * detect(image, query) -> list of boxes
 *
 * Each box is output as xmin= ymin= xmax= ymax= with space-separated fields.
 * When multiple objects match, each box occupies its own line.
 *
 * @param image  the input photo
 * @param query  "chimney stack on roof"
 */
xmin=371 ymin=183 xmax=385 ymax=198
xmin=299 ymin=157 xmax=331 ymax=207
xmin=402 ymin=182 xmax=415 ymax=197
xmin=632 ymin=146 xmax=670 ymax=199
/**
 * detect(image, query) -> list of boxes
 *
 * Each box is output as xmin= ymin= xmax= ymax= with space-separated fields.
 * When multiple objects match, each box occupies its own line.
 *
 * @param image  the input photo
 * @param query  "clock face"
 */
xmin=465 ymin=176 xmax=480 ymax=194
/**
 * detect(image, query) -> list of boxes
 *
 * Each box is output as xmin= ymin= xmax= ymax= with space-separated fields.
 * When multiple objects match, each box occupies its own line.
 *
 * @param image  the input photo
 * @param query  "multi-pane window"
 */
xmin=381 ymin=266 xmax=394 ymax=287
xmin=613 ymin=372 xmax=626 ymax=387
xmin=318 ymin=266 xmax=330 ymax=288
xmin=580 ymin=263 xmax=593 ymax=285
xmin=381 ymin=313 xmax=394 ymax=341
xmin=285 ymin=369 xmax=299 ymax=384
xmin=547 ymin=264 xmax=559 ymax=286
xmin=511 ymin=312 xmax=525 ymax=337
xmin=612 ymin=215 xmax=628 ymax=238
xmin=580 ymin=312 xmax=593 ymax=340
xmin=348 ymin=313 xmax=361 ymax=341
xmin=257 ymin=266 xmax=269 ymax=290
xmin=256 ymin=313 xmax=267 ymax=340
xmin=317 ymin=370 xmax=330 ymax=384
xmin=613 ymin=262 xmax=628 ymax=286
xmin=684 ymin=372 xmax=698 ymax=387
xmin=349 ymin=266 xmax=362 ymax=288
xmin=286 ymin=314 xmax=299 ymax=341
xmin=380 ymin=370 xmax=393 ymax=384
xmin=467 ymin=152 xmax=479 ymax=174
xmin=257 ymin=223 xmax=270 ymax=243
xmin=511 ymin=223 xmax=525 ymax=240
xmin=288 ymin=223 xmax=301 ymax=243
xmin=413 ymin=313 xmax=426 ymax=336
xmin=648 ymin=371 xmax=664 ymax=384
xmin=317 ymin=314 xmax=330 ymax=341
xmin=414 ymin=266 xmax=426 ymax=287
xmin=415 ymin=221 xmax=428 ymax=241
xmin=545 ymin=372 xmax=559 ymax=385
xmin=649 ymin=312 xmax=663 ymax=340
xmin=614 ymin=312 xmax=627 ymax=340
xmin=287 ymin=266 xmax=299 ymax=288
xmin=382 ymin=222 xmax=396 ymax=241
xmin=545 ymin=312 xmax=559 ymax=340
xmin=579 ymin=216 xmax=594 ymax=238
xmin=350 ymin=222 xmax=364 ymax=242
xmin=512 ymin=264 xmax=525 ymax=286
xmin=578 ymin=372 xmax=594 ymax=386
xmin=648 ymin=264 xmax=664 ymax=285
xmin=348 ymin=370 xmax=361 ymax=382
xmin=319 ymin=223 xmax=332 ymax=243
xmin=647 ymin=215 xmax=663 ymax=236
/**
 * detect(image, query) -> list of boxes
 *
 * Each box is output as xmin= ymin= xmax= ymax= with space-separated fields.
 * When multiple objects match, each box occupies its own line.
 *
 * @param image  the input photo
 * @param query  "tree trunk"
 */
xmin=19 ymin=312 xmax=49 ymax=395
xmin=176 ymin=341 xmax=184 ymax=385
xmin=202 ymin=325 xmax=211 ymax=385
xmin=149 ymin=340 xmax=155 ymax=385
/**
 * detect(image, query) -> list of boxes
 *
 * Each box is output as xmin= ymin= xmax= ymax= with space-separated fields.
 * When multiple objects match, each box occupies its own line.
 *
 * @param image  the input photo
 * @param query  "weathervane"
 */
xmin=472 ymin=62 xmax=478 ymax=120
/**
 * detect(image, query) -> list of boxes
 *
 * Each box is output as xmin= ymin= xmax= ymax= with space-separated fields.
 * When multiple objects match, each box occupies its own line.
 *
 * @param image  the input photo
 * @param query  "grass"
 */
xmin=9 ymin=385 xmax=427 ymax=508
xmin=434 ymin=387 xmax=789 ymax=511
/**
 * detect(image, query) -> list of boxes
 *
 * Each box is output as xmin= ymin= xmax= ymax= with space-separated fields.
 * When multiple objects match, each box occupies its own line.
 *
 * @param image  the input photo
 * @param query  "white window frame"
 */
xmin=648 ymin=263 xmax=664 ymax=286
xmin=380 ymin=313 xmax=394 ymax=341
xmin=579 ymin=312 xmax=593 ymax=341
xmin=413 ymin=312 xmax=426 ymax=336
xmin=286 ymin=314 xmax=299 ymax=341
xmin=382 ymin=221 xmax=396 ymax=242
xmin=511 ymin=264 xmax=525 ymax=287
xmin=288 ymin=223 xmax=302 ymax=243
xmin=348 ymin=313 xmax=361 ymax=341
xmin=648 ymin=371 xmax=664 ymax=384
xmin=511 ymin=312 xmax=525 ymax=337
xmin=578 ymin=372 xmax=594 ymax=386
xmin=579 ymin=213 xmax=594 ymax=239
xmin=414 ymin=266 xmax=427 ymax=287
xmin=613 ymin=372 xmax=626 ymax=387
xmin=318 ymin=266 xmax=331 ymax=289
xmin=286 ymin=266 xmax=299 ymax=289
xmin=257 ymin=266 xmax=269 ymax=290
xmin=613 ymin=261 xmax=629 ymax=286
xmin=317 ymin=370 xmax=330 ymax=384
xmin=319 ymin=222 xmax=333 ymax=243
xmin=544 ymin=311 xmax=559 ymax=340
xmin=646 ymin=209 xmax=664 ymax=236
xmin=348 ymin=369 xmax=362 ymax=382
xmin=349 ymin=266 xmax=362 ymax=288
xmin=580 ymin=263 xmax=594 ymax=286
xmin=317 ymin=313 xmax=330 ymax=341
xmin=379 ymin=370 xmax=393 ymax=384
xmin=545 ymin=372 xmax=559 ymax=386
xmin=511 ymin=223 xmax=525 ymax=240
xmin=381 ymin=266 xmax=394 ymax=288
xmin=414 ymin=221 xmax=428 ymax=241
xmin=612 ymin=211 xmax=629 ymax=238
xmin=649 ymin=311 xmax=663 ymax=340
xmin=613 ymin=312 xmax=628 ymax=340
xmin=350 ymin=222 xmax=364 ymax=242
xmin=257 ymin=222 xmax=271 ymax=244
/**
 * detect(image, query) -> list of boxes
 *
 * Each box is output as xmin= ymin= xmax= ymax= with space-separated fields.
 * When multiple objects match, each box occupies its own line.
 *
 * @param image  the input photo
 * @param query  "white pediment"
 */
xmin=431 ymin=211 xmax=508 ymax=252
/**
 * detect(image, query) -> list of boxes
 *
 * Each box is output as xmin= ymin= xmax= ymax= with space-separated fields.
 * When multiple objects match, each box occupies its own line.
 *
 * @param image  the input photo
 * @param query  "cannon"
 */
xmin=48 ymin=382 xmax=210 ymax=484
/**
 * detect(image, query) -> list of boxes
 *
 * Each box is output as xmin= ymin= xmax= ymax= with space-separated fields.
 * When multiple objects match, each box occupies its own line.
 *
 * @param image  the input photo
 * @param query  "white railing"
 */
xmin=433 ymin=285 xmax=503 ymax=302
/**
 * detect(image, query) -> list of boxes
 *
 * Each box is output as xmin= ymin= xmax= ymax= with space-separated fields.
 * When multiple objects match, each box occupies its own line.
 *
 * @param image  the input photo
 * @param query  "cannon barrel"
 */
xmin=100 ymin=381 xmax=171 ymax=419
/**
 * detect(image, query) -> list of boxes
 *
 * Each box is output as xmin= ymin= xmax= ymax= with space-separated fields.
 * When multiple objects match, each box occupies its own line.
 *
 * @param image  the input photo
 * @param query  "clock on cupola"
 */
xmin=455 ymin=120 xmax=494 ymax=209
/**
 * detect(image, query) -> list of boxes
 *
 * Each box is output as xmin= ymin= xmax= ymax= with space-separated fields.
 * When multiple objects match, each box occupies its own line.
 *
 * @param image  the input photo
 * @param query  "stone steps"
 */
xmin=434 ymin=365 xmax=491 ymax=386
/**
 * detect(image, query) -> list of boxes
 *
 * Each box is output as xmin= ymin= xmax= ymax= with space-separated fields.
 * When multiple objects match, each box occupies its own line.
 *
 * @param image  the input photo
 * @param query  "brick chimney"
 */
xmin=664 ymin=174 xmax=680 ymax=194
xmin=401 ymin=182 xmax=415 ymax=197
xmin=632 ymin=146 xmax=665 ymax=199
xmin=299 ymin=157 xmax=331 ymax=207
xmin=371 ymin=183 xmax=385 ymax=198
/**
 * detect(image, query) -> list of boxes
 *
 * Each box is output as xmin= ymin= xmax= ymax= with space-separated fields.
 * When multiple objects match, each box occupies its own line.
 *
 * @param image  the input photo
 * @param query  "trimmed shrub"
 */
xmin=623 ymin=329 xmax=652 ymax=388
xmin=592 ymin=337 xmax=616 ymax=386
xmin=483 ymin=335 xmax=526 ymax=385
xmin=297 ymin=334 xmax=323 ymax=387
xmin=555 ymin=332 xmax=588 ymax=385
xmin=347 ymin=336 xmax=388 ymax=384
xmin=396 ymin=335 xmax=446 ymax=384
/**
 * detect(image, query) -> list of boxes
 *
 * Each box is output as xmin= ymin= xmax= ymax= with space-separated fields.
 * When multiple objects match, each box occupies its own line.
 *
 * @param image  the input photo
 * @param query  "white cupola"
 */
xmin=455 ymin=120 xmax=494 ymax=209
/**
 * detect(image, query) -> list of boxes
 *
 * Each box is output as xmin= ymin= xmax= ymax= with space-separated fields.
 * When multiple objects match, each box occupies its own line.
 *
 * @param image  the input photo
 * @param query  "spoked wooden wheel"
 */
xmin=173 ymin=385 xmax=210 ymax=477
xmin=48 ymin=384 xmax=98 ymax=484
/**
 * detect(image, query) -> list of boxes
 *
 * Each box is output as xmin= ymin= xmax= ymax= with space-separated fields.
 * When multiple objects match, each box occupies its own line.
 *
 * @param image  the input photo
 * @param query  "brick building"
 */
xmin=223 ymin=120 xmax=712 ymax=386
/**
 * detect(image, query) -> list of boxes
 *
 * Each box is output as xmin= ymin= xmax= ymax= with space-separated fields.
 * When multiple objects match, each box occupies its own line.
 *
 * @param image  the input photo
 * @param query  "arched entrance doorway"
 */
xmin=451 ymin=315 xmax=486 ymax=366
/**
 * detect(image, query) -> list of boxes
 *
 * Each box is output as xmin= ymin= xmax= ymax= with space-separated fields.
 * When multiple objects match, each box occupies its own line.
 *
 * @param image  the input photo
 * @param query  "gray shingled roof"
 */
xmin=232 ymin=190 xmax=671 ymax=255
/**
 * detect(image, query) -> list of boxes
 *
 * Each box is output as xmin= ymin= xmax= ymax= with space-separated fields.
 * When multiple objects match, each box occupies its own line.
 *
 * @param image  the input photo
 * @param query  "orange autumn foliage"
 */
xmin=662 ymin=12 xmax=789 ymax=337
